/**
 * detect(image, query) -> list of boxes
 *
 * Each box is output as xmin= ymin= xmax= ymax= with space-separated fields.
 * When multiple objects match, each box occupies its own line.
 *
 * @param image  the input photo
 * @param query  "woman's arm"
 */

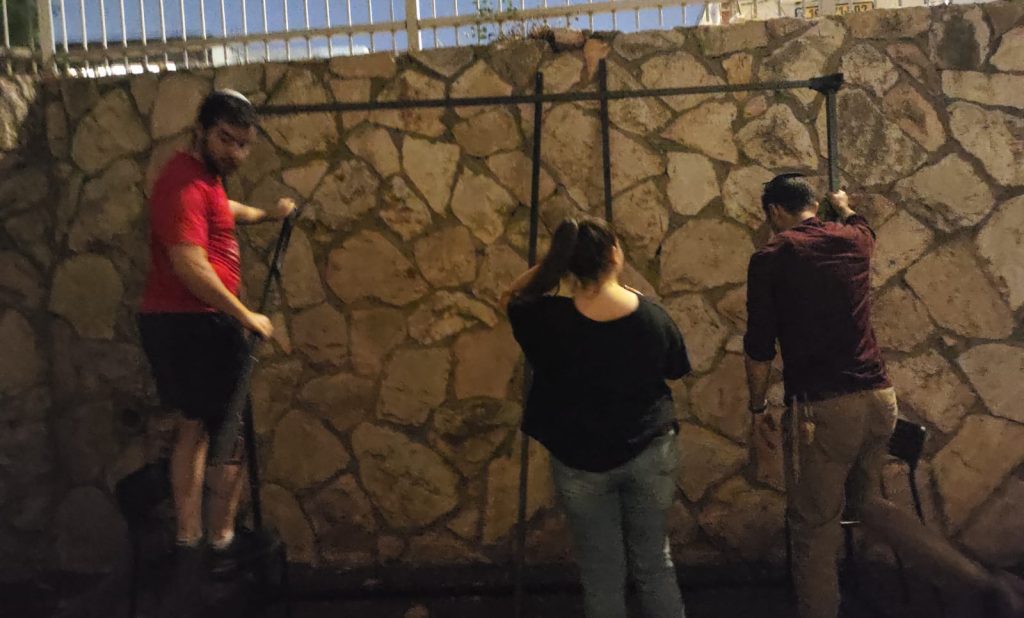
xmin=499 ymin=265 xmax=540 ymax=312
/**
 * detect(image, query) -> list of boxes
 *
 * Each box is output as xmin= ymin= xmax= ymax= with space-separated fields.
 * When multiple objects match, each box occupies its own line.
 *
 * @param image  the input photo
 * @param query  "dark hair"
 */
xmin=761 ymin=173 xmax=815 ymax=215
xmin=197 ymin=89 xmax=257 ymax=131
xmin=518 ymin=217 xmax=618 ymax=298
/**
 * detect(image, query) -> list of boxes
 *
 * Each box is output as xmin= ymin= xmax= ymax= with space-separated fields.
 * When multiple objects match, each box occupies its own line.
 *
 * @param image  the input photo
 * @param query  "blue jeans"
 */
xmin=551 ymin=431 xmax=686 ymax=618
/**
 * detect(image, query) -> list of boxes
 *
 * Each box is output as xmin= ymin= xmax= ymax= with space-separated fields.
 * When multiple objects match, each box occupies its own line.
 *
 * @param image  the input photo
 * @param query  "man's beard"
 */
xmin=198 ymin=136 xmax=235 ymax=177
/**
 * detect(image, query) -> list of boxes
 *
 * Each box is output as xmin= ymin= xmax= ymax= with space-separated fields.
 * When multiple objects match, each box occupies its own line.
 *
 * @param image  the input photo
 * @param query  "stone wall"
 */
xmin=1 ymin=1 xmax=1023 ymax=577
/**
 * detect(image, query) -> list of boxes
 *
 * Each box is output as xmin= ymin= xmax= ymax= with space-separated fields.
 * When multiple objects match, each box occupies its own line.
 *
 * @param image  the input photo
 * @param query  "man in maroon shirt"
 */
xmin=744 ymin=174 xmax=1021 ymax=618
xmin=138 ymin=90 xmax=294 ymax=574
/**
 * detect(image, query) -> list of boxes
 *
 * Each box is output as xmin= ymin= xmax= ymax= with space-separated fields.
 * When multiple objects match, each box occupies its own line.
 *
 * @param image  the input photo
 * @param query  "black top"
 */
xmin=744 ymin=216 xmax=891 ymax=403
xmin=507 ymin=295 xmax=691 ymax=473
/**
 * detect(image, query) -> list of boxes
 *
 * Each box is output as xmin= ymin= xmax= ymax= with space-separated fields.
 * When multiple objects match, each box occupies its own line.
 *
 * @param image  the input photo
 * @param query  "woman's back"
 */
xmin=508 ymin=294 xmax=690 ymax=472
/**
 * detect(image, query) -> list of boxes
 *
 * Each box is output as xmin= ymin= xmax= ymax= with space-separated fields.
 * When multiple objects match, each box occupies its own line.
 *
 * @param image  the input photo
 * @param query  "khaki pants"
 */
xmin=785 ymin=387 xmax=991 ymax=618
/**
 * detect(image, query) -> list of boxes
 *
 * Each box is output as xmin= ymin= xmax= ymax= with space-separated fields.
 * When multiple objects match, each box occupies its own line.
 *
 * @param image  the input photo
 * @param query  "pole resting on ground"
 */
xmin=513 ymin=70 xmax=545 ymax=618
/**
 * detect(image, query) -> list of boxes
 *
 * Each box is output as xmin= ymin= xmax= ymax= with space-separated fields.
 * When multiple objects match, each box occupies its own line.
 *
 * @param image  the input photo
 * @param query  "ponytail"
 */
xmin=517 ymin=219 xmax=579 ymax=299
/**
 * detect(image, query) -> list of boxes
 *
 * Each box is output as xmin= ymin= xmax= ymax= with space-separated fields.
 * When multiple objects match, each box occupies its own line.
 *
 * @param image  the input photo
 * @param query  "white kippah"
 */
xmin=214 ymin=88 xmax=252 ymax=107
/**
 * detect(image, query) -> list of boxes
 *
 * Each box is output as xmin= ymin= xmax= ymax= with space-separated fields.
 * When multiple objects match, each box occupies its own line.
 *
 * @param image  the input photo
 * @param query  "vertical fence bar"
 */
xmin=513 ymin=69 xmax=544 ymax=618
xmin=281 ymin=0 xmax=289 ymax=60
xmin=598 ymin=59 xmax=613 ymax=222
xmin=180 ymin=0 xmax=189 ymax=68
xmin=452 ymin=0 xmax=457 ymax=45
xmin=59 ymin=0 xmax=69 ymax=63
xmin=79 ymin=0 xmax=90 ymax=70
xmin=139 ymin=0 xmax=148 ymax=71
xmin=37 ymin=0 xmax=56 ymax=71
xmin=158 ymin=0 xmax=168 ymax=67
xmin=324 ymin=0 xmax=331 ymax=55
xmin=260 ymin=0 xmax=267 ymax=63
xmin=387 ymin=0 xmax=394 ymax=52
xmin=3 ymin=0 xmax=11 ymax=53
xmin=199 ymin=0 xmax=206 ymax=63
xmin=345 ymin=0 xmax=352 ymax=53
xmin=431 ymin=0 xmax=437 ymax=47
xmin=218 ymin=0 xmax=227 ymax=62
xmin=119 ymin=0 xmax=128 ymax=70
xmin=405 ymin=0 xmax=418 ymax=50
xmin=241 ymin=0 xmax=249 ymax=62
xmin=366 ymin=0 xmax=373 ymax=51
xmin=304 ymin=0 xmax=311 ymax=57
xmin=100 ymin=0 xmax=109 ymax=68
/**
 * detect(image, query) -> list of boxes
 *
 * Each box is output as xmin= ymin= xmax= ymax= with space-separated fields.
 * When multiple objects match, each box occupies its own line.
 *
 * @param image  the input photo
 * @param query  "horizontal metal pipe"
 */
xmin=257 ymin=74 xmax=845 ymax=115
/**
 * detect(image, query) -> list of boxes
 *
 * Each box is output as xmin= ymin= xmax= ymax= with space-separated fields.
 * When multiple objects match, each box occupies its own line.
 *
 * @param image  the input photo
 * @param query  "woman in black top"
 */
xmin=503 ymin=217 xmax=690 ymax=618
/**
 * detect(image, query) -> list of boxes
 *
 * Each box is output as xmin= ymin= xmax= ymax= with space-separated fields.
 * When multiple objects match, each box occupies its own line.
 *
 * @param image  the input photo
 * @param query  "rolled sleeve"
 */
xmin=845 ymin=214 xmax=877 ymax=245
xmin=743 ymin=250 xmax=778 ymax=362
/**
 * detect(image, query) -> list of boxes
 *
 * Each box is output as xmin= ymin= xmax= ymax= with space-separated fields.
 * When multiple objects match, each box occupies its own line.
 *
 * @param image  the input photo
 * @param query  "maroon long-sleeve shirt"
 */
xmin=744 ymin=215 xmax=891 ymax=403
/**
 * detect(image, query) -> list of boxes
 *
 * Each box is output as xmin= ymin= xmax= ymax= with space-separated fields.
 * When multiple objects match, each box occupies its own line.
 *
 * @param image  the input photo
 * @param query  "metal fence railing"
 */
xmin=0 ymin=0 xmax=984 ymax=77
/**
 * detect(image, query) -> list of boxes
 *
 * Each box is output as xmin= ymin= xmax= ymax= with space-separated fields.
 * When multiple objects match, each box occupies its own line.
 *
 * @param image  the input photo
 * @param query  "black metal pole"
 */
xmin=598 ymin=59 xmax=613 ymax=223
xmin=210 ymin=210 xmax=300 ymax=471
xmin=243 ymin=401 xmax=263 ymax=531
xmin=824 ymin=89 xmax=840 ymax=194
xmin=513 ymin=70 xmax=544 ymax=618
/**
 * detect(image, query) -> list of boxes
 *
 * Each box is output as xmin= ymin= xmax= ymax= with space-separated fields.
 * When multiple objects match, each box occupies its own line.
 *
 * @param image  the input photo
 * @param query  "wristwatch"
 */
xmin=749 ymin=399 xmax=768 ymax=414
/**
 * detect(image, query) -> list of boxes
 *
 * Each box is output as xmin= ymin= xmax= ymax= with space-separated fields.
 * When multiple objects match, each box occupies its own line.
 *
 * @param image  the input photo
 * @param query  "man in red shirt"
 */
xmin=138 ymin=89 xmax=294 ymax=572
xmin=744 ymin=174 xmax=1022 ymax=617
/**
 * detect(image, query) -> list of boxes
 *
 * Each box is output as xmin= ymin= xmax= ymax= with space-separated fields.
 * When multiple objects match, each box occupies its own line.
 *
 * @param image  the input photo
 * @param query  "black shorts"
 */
xmin=138 ymin=312 xmax=251 ymax=438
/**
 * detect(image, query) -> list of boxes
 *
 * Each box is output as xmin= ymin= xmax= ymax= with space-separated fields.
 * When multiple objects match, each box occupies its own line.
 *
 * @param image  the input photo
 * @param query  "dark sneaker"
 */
xmin=206 ymin=529 xmax=279 ymax=578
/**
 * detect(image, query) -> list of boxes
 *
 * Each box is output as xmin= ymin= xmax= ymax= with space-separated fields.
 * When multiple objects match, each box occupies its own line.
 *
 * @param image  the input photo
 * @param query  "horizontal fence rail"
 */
xmin=0 ymin=0 xmax=991 ymax=76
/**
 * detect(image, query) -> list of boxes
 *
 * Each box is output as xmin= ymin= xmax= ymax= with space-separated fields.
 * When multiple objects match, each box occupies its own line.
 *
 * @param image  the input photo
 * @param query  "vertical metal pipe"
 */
xmin=825 ymin=88 xmax=839 ymax=194
xmin=598 ymin=59 xmax=613 ymax=223
xmin=514 ymin=69 xmax=544 ymax=618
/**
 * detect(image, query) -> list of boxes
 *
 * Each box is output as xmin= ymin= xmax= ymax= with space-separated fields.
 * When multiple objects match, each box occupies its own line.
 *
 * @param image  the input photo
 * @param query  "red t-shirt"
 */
xmin=140 ymin=152 xmax=241 ymax=313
